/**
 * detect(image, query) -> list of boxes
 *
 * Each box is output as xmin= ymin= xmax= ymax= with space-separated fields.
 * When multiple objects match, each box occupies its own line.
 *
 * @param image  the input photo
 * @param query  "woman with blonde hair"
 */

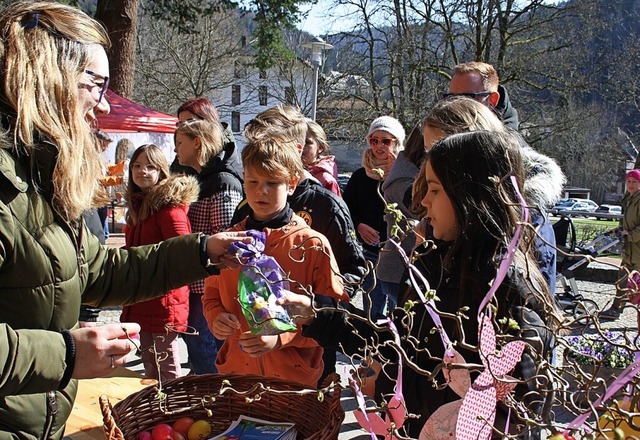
xmin=174 ymin=118 xmax=244 ymax=374
xmin=0 ymin=2 xmax=249 ymax=437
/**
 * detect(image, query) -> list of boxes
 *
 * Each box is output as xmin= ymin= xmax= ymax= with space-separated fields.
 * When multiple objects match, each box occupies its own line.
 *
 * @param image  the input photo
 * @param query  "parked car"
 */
xmin=594 ymin=204 xmax=622 ymax=221
xmin=571 ymin=201 xmax=599 ymax=216
xmin=549 ymin=199 xmax=599 ymax=216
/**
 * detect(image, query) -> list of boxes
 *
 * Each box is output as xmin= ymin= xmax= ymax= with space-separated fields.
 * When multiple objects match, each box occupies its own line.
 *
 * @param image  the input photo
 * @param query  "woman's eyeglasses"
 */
xmin=368 ymin=137 xmax=396 ymax=147
xmin=84 ymin=70 xmax=109 ymax=104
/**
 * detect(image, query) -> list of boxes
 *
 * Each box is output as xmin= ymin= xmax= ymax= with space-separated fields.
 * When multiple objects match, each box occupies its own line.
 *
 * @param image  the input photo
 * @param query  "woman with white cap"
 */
xmin=343 ymin=115 xmax=405 ymax=320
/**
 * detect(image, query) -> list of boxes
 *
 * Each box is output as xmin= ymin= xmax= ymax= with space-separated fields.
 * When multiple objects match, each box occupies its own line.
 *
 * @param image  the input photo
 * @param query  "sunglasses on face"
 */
xmin=85 ymin=69 xmax=109 ymax=104
xmin=368 ymin=137 xmax=396 ymax=147
xmin=442 ymin=91 xmax=493 ymax=100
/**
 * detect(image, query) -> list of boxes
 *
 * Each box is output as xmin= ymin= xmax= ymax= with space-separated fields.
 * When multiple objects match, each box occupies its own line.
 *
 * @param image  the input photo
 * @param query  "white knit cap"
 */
xmin=366 ymin=116 xmax=406 ymax=147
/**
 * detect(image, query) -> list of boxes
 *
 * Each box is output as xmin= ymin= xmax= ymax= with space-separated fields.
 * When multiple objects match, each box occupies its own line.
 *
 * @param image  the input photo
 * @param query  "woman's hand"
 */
xmin=71 ymin=322 xmax=140 ymax=378
xmin=211 ymin=312 xmax=241 ymax=339
xmin=206 ymin=232 xmax=252 ymax=264
xmin=357 ymin=223 xmax=380 ymax=246
xmin=239 ymin=332 xmax=281 ymax=357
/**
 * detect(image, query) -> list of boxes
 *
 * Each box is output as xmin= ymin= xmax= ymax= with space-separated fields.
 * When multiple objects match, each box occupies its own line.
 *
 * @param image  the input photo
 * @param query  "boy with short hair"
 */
xmin=202 ymin=105 xmax=348 ymax=388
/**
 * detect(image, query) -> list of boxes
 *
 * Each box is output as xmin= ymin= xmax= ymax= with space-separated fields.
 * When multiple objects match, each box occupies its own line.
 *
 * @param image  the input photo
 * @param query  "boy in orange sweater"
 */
xmin=202 ymin=105 xmax=348 ymax=387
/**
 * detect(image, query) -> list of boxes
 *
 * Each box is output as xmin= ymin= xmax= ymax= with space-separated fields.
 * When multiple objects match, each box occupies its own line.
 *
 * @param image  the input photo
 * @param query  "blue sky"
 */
xmin=297 ymin=0 xmax=356 ymax=36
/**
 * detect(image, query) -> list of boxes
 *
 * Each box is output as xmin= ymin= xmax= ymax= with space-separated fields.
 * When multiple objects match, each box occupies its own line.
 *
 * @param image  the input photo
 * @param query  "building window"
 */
xmin=234 ymin=61 xmax=246 ymax=78
xmin=259 ymin=68 xmax=267 ymax=79
xmin=259 ymin=86 xmax=268 ymax=106
xmin=232 ymin=85 xmax=241 ymax=106
xmin=285 ymin=86 xmax=295 ymax=105
xmin=231 ymin=111 xmax=240 ymax=132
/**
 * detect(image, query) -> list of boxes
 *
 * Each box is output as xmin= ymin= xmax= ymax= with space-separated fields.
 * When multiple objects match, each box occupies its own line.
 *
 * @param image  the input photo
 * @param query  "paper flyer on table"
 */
xmin=209 ymin=415 xmax=296 ymax=440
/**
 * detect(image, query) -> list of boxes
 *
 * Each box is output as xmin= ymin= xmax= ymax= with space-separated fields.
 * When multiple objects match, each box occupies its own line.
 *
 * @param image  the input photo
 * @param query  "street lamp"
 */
xmin=302 ymin=36 xmax=333 ymax=121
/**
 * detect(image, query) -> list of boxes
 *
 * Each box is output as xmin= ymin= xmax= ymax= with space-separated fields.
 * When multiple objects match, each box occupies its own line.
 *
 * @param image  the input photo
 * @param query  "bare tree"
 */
xmin=134 ymin=5 xmax=246 ymax=114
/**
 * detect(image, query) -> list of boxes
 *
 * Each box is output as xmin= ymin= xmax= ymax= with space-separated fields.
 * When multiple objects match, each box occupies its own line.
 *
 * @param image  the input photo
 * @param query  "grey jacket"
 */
xmin=377 ymin=151 xmax=421 ymax=284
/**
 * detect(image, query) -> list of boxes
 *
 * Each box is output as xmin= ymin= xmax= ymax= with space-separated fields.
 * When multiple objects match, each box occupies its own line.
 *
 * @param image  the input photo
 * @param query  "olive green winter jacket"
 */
xmin=621 ymin=190 xmax=640 ymax=270
xmin=0 ymin=142 xmax=210 ymax=439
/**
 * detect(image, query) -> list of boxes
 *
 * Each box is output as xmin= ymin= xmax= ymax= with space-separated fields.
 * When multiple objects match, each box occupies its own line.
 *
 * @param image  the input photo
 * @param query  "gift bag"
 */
xmin=228 ymin=230 xmax=297 ymax=335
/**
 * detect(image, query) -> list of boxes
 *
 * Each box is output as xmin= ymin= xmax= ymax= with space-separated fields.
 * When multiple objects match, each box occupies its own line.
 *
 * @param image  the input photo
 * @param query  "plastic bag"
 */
xmin=229 ymin=230 xmax=297 ymax=335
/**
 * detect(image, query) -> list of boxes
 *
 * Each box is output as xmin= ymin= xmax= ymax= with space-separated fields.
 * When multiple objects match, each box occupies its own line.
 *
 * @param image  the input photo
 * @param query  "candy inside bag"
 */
xmin=229 ymin=230 xmax=297 ymax=335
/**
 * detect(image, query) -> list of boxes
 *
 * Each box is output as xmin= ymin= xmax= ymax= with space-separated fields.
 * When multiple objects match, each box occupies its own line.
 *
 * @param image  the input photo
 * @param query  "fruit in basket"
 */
xmin=136 ymin=432 xmax=152 ymax=440
xmin=172 ymin=417 xmax=195 ymax=436
xmin=187 ymin=420 xmax=212 ymax=440
xmin=151 ymin=423 xmax=175 ymax=440
xmin=170 ymin=431 xmax=186 ymax=440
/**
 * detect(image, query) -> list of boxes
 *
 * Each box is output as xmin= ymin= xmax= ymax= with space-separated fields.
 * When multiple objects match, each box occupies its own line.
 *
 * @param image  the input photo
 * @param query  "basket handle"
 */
xmin=99 ymin=395 xmax=125 ymax=440
xmin=320 ymin=373 xmax=342 ymax=401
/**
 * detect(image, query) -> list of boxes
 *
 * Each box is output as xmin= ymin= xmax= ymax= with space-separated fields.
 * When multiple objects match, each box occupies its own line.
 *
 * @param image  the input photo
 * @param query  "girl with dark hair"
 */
xmin=120 ymin=145 xmax=199 ymax=381
xmin=281 ymin=130 xmax=562 ymax=439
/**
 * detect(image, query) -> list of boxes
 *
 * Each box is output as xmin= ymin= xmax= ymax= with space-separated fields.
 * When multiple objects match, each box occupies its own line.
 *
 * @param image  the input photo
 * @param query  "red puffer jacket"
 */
xmin=120 ymin=175 xmax=199 ymax=332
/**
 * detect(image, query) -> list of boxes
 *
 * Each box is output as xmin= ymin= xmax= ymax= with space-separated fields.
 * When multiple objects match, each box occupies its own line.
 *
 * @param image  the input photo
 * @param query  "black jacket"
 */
xmin=232 ymin=176 xmax=366 ymax=295
xmin=496 ymin=85 xmax=519 ymax=130
xmin=303 ymin=243 xmax=552 ymax=439
xmin=196 ymin=138 xmax=244 ymax=199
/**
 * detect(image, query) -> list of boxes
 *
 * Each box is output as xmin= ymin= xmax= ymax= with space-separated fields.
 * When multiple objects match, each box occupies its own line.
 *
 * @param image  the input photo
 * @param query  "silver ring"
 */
xmin=109 ymin=355 xmax=115 ymax=369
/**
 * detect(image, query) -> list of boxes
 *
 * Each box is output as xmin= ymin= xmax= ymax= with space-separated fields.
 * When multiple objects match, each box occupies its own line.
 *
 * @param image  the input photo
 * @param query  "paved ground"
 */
xmin=100 ymin=234 xmax=636 ymax=439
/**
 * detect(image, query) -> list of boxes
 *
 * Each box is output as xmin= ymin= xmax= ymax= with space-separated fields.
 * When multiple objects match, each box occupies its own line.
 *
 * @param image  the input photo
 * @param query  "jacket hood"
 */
xmin=496 ymin=85 xmax=519 ymax=131
xmin=381 ymin=150 xmax=419 ymax=194
xmin=308 ymin=155 xmax=336 ymax=175
xmin=521 ymin=145 xmax=566 ymax=209
xmin=200 ymin=141 xmax=244 ymax=183
xmin=136 ymin=174 xmax=199 ymax=215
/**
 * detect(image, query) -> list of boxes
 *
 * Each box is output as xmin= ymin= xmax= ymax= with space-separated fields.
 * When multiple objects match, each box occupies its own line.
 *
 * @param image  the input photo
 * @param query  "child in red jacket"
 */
xmin=203 ymin=105 xmax=348 ymax=388
xmin=120 ymin=144 xmax=199 ymax=381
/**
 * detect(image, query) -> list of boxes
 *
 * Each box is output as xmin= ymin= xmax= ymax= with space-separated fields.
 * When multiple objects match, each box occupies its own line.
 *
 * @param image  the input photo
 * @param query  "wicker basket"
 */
xmin=100 ymin=373 xmax=344 ymax=440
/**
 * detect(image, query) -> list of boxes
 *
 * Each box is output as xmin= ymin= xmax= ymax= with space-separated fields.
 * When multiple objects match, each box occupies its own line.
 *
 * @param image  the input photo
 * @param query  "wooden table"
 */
xmin=64 ymin=368 xmax=151 ymax=440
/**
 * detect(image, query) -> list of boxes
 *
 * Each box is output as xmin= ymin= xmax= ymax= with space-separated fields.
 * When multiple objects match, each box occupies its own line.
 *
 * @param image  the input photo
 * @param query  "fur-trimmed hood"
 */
xmin=521 ymin=145 xmax=566 ymax=209
xmin=129 ymin=174 xmax=200 ymax=223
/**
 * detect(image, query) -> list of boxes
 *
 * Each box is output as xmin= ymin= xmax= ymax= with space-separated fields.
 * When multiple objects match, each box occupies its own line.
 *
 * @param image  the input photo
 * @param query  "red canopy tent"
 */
xmin=96 ymin=90 xmax=177 ymax=133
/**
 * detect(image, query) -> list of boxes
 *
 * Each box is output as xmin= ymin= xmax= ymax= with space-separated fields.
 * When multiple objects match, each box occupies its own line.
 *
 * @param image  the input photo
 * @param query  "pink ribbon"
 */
xmin=351 ymin=318 xmax=407 ymax=439
xmin=566 ymin=352 xmax=640 ymax=432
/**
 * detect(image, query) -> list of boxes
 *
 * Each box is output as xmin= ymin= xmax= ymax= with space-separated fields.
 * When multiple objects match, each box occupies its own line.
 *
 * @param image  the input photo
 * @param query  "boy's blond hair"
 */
xmin=243 ymin=105 xmax=307 ymax=147
xmin=242 ymin=105 xmax=306 ymax=183
xmin=241 ymin=136 xmax=304 ymax=184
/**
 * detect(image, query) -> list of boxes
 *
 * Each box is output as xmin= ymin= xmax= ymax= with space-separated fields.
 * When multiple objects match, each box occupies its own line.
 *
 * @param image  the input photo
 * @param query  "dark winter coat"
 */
xmin=496 ymin=85 xmax=519 ymax=130
xmin=342 ymin=167 xmax=387 ymax=255
xmin=0 ymin=142 xmax=210 ymax=439
xmin=120 ymin=175 xmax=200 ymax=333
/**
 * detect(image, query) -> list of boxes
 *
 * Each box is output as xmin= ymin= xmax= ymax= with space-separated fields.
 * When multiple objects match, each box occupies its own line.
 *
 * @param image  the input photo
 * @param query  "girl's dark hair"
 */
xmin=428 ymin=130 xmax=524 ymax=265
xmin=403 ymin=124 xmax=426 ymax=165
xmin=429 ymin=131 xmax=558 ymax=321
